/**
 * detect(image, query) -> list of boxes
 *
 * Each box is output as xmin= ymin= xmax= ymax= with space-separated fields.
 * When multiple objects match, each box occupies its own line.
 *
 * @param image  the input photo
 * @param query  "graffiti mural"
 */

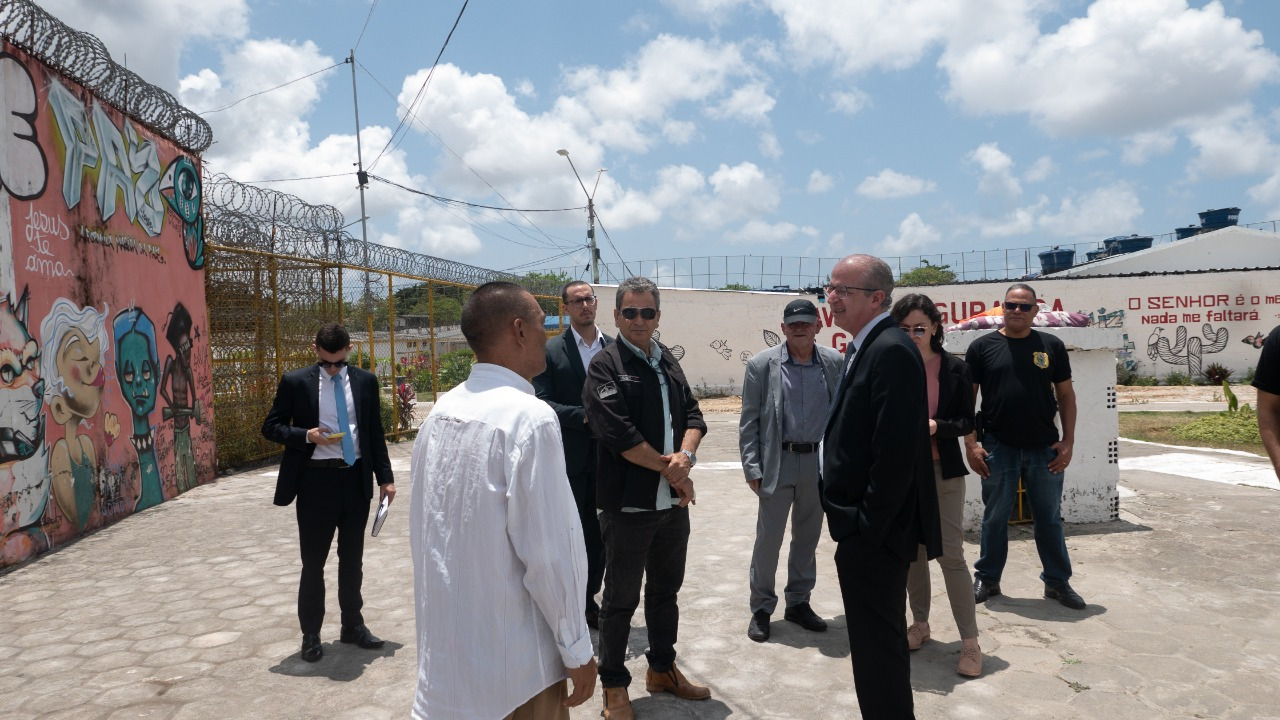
xmin=0 ymin=40 xmax=214 ymax=569
xmin=1146 ymin=324 xmax=1229 ymax=379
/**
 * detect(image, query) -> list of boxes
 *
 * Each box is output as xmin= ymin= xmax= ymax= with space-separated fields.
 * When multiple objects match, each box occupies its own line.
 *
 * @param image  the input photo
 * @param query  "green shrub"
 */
xmin=1130 ymin=374 xmax=1158 ymax=386
xmin=1202 ymin=362 xmax=1232 ymax=384
xmin=379 ymin=393 xmax=395 ymax=433
xmin=1163 ymin=371 xmax=1192 ymax=386
xmin=1171 ymin=405 xmax=1260 ymax=446
xmin=1244 ymin=365 xmax=1257 ymax=384
xmin=437 ymin=348 xmax=475 ymax=391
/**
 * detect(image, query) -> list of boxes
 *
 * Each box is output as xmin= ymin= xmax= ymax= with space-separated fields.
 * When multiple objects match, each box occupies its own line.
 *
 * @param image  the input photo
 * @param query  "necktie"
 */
xmin=332 ymin=374 xmax=357 ymax=466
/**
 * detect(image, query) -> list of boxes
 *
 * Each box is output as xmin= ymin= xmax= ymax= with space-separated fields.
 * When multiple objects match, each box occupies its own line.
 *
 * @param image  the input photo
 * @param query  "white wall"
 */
xmin=610 ymin=267 xmax=1278 ymax=394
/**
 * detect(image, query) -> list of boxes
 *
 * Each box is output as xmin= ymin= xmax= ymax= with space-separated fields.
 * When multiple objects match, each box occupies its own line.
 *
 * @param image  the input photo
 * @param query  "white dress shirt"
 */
xmin=409 ymin=363 xmax=593 ymax=720
xmin=570 ymin=325 xmax=604 ymax=372
xmin=312 ymin=366 xmax=361 ymax=461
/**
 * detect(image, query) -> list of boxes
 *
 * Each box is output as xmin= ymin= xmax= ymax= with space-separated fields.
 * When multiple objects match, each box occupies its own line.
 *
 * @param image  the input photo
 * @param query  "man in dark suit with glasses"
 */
xmin=262 ymin=322 xmax=395 ymax=663
xmin=534 ymin=280 xmax=614 ymax=630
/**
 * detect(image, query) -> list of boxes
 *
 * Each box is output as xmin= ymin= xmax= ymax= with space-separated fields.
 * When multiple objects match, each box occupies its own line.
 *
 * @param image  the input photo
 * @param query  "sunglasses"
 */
xmin=620 ymin=307 xmax=657 ymax=320
xmin=1003 ymin=302 xmax=1036 ymax=313
xmin=566 ymin=295 xmax=598 ymax=307
xmin=318 ymin=359 xmax=349 ymax=369
xmin=898 ymin=325 xmax=930 ymax=338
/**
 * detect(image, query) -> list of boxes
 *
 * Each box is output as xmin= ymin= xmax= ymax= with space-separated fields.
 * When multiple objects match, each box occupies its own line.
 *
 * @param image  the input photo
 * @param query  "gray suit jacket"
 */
xmin=739 ymin=342 xmax=844 ymax=497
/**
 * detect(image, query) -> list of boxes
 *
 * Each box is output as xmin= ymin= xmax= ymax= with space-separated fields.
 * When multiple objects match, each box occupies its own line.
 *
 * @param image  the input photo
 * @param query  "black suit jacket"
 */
xmin=261 ymin=365 xmax=394 ymax=506
xmin=821 ymin=316 xmax=942 ymax=563
xmin=533 ymin=328 xmax=613 ymax=477
xmin=934 ymin=352 xmax=975 ymax=480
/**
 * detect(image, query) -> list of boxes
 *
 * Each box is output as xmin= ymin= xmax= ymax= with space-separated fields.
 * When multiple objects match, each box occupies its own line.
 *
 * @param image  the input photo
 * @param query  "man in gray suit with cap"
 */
xmin=739 ymin=298 xmax=844 ymax=642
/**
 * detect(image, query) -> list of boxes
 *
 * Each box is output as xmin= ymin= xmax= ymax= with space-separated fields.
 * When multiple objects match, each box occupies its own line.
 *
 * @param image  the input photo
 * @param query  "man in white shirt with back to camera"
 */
xmin=409 ymin=281 xmax=597 ymax=720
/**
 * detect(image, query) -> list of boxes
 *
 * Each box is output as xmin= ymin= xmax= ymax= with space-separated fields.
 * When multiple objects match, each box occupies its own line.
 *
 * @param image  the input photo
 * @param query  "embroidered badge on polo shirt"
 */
xmin=597 ymin=382 xmax=618 ymax=399
xmin=1033 ymin=351 xmax=1050 ymax=369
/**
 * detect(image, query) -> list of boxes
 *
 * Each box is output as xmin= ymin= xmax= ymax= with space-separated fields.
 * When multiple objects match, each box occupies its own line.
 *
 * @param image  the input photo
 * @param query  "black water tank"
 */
xmin=1086 ymin=248 xmax=1108 ymax=262
xmin=1197 ymin=207 xmax=1240 ymax=229
xmin=1106 ymin=235 xmax=1152 ymax=255
xmin=1038 ymin=247 xmax=1076 ymax=274
xmin=1175 ymin=226 xmax=1202 ymax=240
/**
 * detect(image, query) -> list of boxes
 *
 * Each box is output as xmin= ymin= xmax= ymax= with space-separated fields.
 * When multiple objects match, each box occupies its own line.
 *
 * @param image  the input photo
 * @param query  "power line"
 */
xmin=240 ymin=172 xmax=353 ymax=184
xmin=196 ymin=62 xmax=343 ymax=115
xmin=367 ymin=0 xmax=469 ymax=171
xmin=368 ymin=174 xmax=585 ymax=213
xmin=355 ymin=61 xmax=580 ymax=256
xmin=353 ymin=0 xmax=381 ymax=51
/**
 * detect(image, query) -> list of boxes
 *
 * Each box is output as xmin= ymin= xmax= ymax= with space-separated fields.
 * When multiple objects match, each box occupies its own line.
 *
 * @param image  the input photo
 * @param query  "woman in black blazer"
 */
xmin=891 ymin=293 xmax=983 ymax=678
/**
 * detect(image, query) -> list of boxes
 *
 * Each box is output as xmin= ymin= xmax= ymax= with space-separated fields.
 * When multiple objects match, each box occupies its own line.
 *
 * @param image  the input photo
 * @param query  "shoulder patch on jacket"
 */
xmin=596 ymin=382 xmax=618 ymax=399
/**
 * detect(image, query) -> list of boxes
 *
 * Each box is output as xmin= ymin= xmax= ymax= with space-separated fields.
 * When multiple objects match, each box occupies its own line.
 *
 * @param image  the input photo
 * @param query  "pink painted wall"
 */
xmin=1 ymin=42 xmax=214 ymax=569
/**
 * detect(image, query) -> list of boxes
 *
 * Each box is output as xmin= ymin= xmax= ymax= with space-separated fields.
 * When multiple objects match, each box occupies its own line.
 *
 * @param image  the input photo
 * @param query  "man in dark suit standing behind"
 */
xmin=262 ymin=322 xmax=395 ymax=663
xmin=821 ymin=255 xmax=941 ymax=718
xmin=534 ymin=280 xmax=613 ymax=629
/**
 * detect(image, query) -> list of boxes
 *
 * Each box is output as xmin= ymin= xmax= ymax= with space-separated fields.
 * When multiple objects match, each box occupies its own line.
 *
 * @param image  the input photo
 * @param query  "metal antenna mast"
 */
xmin=347 ymin=50 xmax=371 ymax=305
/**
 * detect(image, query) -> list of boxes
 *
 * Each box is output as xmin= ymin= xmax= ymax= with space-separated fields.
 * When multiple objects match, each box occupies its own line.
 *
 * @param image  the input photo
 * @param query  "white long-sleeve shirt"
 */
xmin=409 ymin=363 xmax=593 ymax=720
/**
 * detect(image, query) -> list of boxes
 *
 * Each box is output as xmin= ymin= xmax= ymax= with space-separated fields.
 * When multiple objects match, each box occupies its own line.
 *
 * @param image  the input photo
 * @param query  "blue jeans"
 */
xmin=973 ymin=435 xmax=1073 ymax=586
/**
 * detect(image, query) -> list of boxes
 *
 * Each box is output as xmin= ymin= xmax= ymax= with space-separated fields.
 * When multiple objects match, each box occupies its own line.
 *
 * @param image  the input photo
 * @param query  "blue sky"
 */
xmin=37 ymin=0 xmax=1280 ymax=284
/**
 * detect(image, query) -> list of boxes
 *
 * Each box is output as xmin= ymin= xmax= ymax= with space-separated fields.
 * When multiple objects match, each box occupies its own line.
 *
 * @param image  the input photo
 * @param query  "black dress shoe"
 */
xmin=300 ymin=633 xmax=322 ymax=662
xmin=973 ymin=576 xmax=1001 ymax=603
xmin=747 ymin=611 xmax=770 ymax=642
xmin=1045 ymin=582 xmax=1086 ymax=610
xmin=783 ymin=602 xmax=828 ymax=632
xmin=340 ymin=624 xmax=385 ymax=649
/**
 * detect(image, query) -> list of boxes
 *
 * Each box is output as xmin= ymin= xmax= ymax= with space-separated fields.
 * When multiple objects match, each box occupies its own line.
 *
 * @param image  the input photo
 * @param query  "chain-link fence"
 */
xmin=204 ymin=175 xmax=561 ymax=472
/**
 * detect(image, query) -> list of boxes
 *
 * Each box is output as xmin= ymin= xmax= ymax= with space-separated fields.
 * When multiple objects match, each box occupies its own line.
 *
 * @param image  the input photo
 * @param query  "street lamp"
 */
xmin=557 ymin=149 xmax=605 ymax=284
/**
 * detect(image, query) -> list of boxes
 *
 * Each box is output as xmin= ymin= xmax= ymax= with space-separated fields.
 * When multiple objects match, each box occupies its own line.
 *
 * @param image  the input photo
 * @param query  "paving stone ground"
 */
xmin=1 ymin=413 xmax=1278 ymax=719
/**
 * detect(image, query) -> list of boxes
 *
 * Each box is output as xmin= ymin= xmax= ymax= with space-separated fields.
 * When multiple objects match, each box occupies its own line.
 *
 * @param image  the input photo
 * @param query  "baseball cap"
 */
xmin=782 ymin=299 xmax=819 ymax=324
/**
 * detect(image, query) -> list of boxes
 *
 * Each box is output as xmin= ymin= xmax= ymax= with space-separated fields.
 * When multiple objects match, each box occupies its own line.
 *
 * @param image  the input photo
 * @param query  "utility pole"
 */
xmin=347 ymin=50 xmax=371 ymax=307
xmin=557 ymin=149 xmax=604 ymax=284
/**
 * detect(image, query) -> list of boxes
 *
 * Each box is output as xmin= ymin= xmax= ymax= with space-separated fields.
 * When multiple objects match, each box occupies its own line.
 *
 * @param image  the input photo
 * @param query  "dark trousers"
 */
xmin=597 ymin=506 xmax=689 ymax=688
xmin=835 ymin=536 xmax=915 ymax=720
xmin=295 ymin=462 xmax=371 ymax=635
xmin=568 ymin=469 xmax=605 ymax=610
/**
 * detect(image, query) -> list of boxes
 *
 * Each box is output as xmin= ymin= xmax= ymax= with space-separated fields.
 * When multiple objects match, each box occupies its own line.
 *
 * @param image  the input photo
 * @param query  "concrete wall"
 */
xmin=947 ymin=329 xmax=1122 ymax=529
xmin=597 ymin=267 xmax=1278 ymax=395
xmin=0 ymin=42 xmax=214 ymax=569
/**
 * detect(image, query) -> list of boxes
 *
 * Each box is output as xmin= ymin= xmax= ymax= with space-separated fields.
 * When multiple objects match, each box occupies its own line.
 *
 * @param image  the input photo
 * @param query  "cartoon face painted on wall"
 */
xmin=113 ymin=309 xmax=158 ymax=429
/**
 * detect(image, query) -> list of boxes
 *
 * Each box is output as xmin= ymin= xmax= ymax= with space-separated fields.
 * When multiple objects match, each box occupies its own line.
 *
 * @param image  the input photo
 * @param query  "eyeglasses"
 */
xmin=824 ymin=283 xmax=879 ymax=298
xmin=317 ymin=359 xmax=349 ymax=369
xmin=1003 ymin=302 xmax=1036 ymax=313
xmin=566 ymin=295 xmax=598 ymax=307
xmin=620 ymin=307 xmax=657 ymax=320
xmin=898 ymin=325 xmax=930 ymax=338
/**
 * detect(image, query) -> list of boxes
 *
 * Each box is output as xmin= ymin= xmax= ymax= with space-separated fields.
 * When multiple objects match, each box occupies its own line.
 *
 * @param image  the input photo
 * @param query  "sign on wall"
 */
xmin=0 ymin=42 xmax=214 ymax=569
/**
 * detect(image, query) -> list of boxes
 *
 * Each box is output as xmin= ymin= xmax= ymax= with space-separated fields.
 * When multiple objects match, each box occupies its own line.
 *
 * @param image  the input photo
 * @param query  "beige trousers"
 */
xmin=906 ymin=462 xmax=979 ymax=639
xmin=503 ymin=680 xmax=568 ymax=720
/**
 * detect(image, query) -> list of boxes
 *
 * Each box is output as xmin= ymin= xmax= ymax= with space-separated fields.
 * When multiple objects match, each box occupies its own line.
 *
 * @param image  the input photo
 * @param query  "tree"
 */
xmin=898 ymin=259 xmax=957 ymax=286
xmin=720 ymin=282 xmax=752 ymax=291
xmin=521 ymin=271 xmax=573 ymax=297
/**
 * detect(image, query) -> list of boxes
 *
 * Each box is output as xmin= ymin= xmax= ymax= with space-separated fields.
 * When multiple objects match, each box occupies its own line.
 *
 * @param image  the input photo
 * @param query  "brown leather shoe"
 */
xmin=645 ymin=664 xmax=711 ymax=701
xmin=602 ymin=687 xmax=634 ymax=720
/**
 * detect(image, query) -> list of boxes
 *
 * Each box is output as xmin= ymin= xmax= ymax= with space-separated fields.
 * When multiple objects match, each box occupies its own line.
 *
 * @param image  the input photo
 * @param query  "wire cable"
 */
xmin=367 ymin=0 xmax=469 ymax=171
xmin=240 ymin=172 xmax=353 ymax=184
xmin=197 ymin=62 xmax=343 ymax=115
xmin=353 ymin=0 xmax=381 ymax=51
xmin=368 ymin=174 xmax=585 ymax=212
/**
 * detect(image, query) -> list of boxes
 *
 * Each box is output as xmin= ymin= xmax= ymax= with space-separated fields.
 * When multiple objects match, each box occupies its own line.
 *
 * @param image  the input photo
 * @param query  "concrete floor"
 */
xmin=1 ymin=413 xmax=1277 ymax=719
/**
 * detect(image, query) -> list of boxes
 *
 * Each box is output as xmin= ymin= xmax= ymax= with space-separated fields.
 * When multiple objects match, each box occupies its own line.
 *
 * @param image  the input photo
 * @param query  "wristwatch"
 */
xmin=681 ymin=449 xmax=697 ymax=466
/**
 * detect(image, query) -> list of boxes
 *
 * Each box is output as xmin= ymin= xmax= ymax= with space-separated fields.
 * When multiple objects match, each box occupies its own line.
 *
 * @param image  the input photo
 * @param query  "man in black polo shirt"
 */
xmin=583 ymin=276 xmax=710 ymax=720
xmin=964 ymin=283 xmax=1085 ymax=610
xmin=1252 ymin=325 xmax=1280 ymax=479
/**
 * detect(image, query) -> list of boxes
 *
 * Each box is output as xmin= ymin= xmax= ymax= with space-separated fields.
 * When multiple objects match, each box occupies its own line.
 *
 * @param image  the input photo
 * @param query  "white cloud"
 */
xmin=979 ymin=200 xmax=1046 ymax=239
xmin=796 ymin=129 xmax=823 ymax=144
xmin=1121 ymin=131 xmax=1177 ymax=165
xmin=759 ymin=132 xmax=783 ymax=159
xmin=808 ymin=170 xmax=835 ymax=194
xmin=856 ymin=169 xmax=936 ymax=199
xmin=37 ymin=0 xmax=249 ymax=92
xmin=706 ymin=82 xmax=776 ymax=124
xmin=1247 ymin=172 xmax=1280 ymax=221
xmin=1184 ymin=104 xmax=1280 ymax=179
xmin=941 ymin=0 xmax=1280 ymax=136
xmin=723 ymin=220 xmax=818 ymax=244
xmin=514 ymin=79 xmax=536 ymax=97
xmin=663 ymin=120 xmax=698 ymax=144
xmin=1023 ymin=156 xmax=1055 ymax=182
xmin=830 ymin=89 xmax=870 ymax=115
xmin=878 ymin=212 xmax=941 ymax=255
xmin=968 ymin=143 xmax=1021 ymax=198
xmin=1037 ymin=183 xmax=1143 ymax=239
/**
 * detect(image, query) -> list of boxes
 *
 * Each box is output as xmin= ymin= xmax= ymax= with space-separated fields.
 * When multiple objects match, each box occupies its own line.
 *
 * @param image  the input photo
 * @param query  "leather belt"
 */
xmin=306 ymin=457 xmax=354 ymax=469
xmin=781 ymin=441 xmax=818 ymax=454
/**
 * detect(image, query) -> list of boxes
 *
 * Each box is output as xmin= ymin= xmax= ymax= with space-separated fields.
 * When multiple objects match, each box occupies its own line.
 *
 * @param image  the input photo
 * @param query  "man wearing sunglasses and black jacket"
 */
xmin=262 ymin=322 xmax=395 ymax=663
xmin=583 ymin=276 xmax=709 ymax=720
